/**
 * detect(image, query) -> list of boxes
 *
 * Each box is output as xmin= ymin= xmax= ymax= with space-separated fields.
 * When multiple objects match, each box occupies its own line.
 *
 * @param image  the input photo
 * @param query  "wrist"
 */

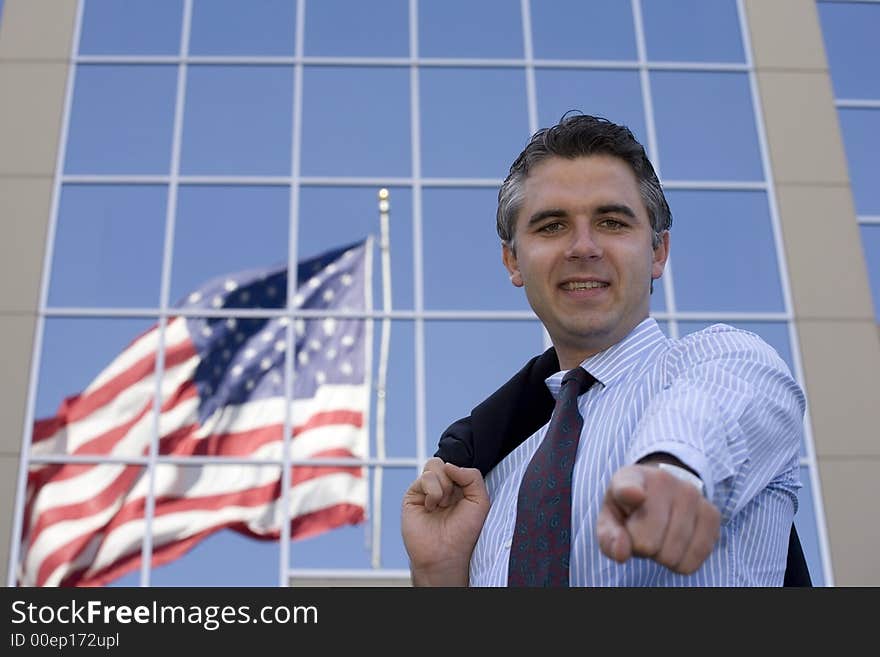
xmin=409 ymin=558 xmax=471 ymax=587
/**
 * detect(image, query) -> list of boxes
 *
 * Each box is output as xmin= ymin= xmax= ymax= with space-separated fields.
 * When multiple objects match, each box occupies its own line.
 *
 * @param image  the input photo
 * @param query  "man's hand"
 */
xmin=401 ymin=457 xmax=490 ymax=586
xmin=596 ymin=464 xmax=721 ymax=575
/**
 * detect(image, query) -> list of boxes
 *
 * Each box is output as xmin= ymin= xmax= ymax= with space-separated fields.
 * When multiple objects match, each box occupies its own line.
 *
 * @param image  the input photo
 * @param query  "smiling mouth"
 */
xmin=560 ymin=281 xmax=609 ymax=290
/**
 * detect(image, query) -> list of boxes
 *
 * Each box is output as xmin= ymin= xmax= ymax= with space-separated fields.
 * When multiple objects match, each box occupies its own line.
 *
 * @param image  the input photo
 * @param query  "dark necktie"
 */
xmin=507 ymin=366 xmax=596 ymax=587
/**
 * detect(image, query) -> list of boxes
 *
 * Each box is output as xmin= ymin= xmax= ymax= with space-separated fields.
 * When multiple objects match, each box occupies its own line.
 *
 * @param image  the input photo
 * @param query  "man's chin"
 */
xmin=553 ymin=323 xmax=617 ymax=352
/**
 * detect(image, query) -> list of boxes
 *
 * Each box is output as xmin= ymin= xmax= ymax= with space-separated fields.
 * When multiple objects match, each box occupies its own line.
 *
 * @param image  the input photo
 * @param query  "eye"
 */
xmin=538 ymin=221 xmax=564 ymax=234
xmin=599 ymin=218 xmax=626 ymax=230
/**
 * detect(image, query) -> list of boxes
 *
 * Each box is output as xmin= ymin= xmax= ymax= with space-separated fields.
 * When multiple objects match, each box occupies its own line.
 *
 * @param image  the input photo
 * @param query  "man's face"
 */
xmin=502 ymin=154 xmax=669 ymax=368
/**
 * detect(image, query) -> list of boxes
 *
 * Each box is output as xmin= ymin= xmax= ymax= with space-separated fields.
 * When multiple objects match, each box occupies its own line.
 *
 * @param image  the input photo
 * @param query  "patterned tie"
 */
xmin=507 ymin=366 xmax=596 ymax=587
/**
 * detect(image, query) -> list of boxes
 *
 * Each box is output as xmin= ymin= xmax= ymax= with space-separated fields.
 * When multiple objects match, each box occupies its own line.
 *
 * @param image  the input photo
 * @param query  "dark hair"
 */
xmin=497 ymin=113 xmax=672 ymax=250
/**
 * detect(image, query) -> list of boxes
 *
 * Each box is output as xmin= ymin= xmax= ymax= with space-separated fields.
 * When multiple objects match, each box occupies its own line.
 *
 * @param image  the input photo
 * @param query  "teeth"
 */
xmin=563 ymin=281 xmax=607 ymax=290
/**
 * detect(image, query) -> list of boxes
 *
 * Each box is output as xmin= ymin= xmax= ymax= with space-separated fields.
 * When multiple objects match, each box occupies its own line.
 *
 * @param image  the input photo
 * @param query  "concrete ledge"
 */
xmin=0 ymin=0 xmax=77 ymax=62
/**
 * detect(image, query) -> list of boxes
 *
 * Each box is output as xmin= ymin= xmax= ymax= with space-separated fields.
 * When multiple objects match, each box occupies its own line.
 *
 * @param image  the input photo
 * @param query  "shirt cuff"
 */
xmin=656 ymin=462 xmax=705 ymax=497
xmin=629 ymin=441 xmax=716 ymax=502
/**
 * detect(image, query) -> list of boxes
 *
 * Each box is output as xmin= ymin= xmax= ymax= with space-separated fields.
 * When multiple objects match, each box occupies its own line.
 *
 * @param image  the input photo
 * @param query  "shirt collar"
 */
xmin=545 ymin=318 xmax=668 ymax=398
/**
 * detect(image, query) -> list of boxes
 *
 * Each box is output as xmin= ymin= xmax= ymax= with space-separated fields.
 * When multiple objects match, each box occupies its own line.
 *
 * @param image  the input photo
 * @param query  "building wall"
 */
xmin=0 ymin=0 xmax=78 ymax=584
xmin=744 ymin=0 xmax=880 ymax=585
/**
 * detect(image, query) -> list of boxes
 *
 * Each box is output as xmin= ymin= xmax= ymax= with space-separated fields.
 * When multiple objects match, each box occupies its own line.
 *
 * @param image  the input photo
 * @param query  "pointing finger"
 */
xmin=597 ymin=485 xmax=633 ymax=563
xmin=609 ymin=466 xmax=647 ymax=515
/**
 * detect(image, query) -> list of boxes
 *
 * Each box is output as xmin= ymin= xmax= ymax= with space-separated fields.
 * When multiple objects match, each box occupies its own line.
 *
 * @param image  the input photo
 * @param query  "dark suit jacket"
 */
xmin=435 ymin=346 xmax=811 ymax=587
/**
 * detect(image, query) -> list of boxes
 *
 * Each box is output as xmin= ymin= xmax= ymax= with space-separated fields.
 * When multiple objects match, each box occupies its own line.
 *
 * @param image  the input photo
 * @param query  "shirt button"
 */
xmin=503 ymin=539 xmax=512 ymax=550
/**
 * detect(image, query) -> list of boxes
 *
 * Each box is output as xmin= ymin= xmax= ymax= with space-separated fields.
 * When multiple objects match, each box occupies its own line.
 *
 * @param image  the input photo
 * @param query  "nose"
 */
xmin=565 ymin=224 xmax=602 ymax=260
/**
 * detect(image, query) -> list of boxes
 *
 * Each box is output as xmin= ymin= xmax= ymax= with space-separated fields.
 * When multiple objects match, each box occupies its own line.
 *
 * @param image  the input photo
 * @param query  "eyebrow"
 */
xmin=595 ymin=203 xmax=637 ymax=219
xmin=526 ymin=203 xmax=637 ymax=228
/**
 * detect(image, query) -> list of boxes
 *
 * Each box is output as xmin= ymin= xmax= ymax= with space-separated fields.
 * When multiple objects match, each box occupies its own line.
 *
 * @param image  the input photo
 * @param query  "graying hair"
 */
xmin=497 ymin=114 xmax=672 ymax=251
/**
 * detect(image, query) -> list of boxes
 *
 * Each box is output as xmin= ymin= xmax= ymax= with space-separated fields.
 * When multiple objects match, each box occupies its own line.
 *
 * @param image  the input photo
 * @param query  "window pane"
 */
xmin=181 ymin=65 xmax=294 ymax=176
xmin=80 ymin=0 xmax=182 ymax=55
xmin=175 ymin=329 xmax=412 ymax=571
xmin=153 ymin=465 xmax=362 ymax=586
xmin=23 ymin=463 xmax=148 ymax=586
xmin=419 ymin=0 xmax=522 ymax=58
xmin=148 ymin=464 xmax=284 ymax=586
xmin=838 ymin=108 xmax=880 ymax=215
xmin=65 ymin=65 xmax=177 ymax=174
xmin=860 ymin=224 xmax=880 ymax=324
xmin=150 ymin=526 xmax=280 ymax=586
xmin=818 ymin=1 xmax=880 ymax=99
xmin=420 ymin=68 xmax=529 ymax=178
xmin=652 ymin=71 xmax=762 ymax=181
xmin=304 ymin=0 xmax=408 ymax=57
xmin=371 ymin=322 xmax=417 ymax=460
xmin=425 ymin=320 xmax=545 ymax=451
xmin=34 ymin=317 xmax=157 ymax=446
xmin=171 ymin=185 xmax=289 ymax=306
xmin=287 ymin=487 xmax=369 ymax=569
xmin=49 ymin=185 xmax=166 ymax=308
xmin=668 ymin=190 xmax=784 ymax=312
xmin=189 ymin=0 xmax=296 ymax=56
xmin=679 ymin=320 xmax=794 ymax=374
xmin=794 ymin=465 xmax=826 ymax=587
xmin=290 ymin=466 xmax=413 ymax=570
xmin=157 ymin=312 xmax=288 ymax=458
xmin=531 ymin=0 xmax=636 ymax=61
xmin=301 ymin=67 xmax=411 ymax=177
xmin=422 ymin=188 xmax=531 ymax=311
xmin=642 ymin=0 xmax=744 ymax=63
xmin=289 ymin=317 xmax=370 ymax=436
xmin=377 ymin=468 xmax=417 ymax=570
xmin=298 ymin=186 xmax=414 ymax=310
xmin=151 ymin=315 xmax=371 ymax=464
xmin=536 ymin=69 xmax=647 ymax=145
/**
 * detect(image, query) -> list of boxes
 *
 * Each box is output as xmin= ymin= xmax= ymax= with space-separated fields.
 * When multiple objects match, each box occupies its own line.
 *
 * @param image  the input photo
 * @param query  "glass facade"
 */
xmin=818 ymin=0 xmax=880 ymax=323
xmin=14 ymin=0 xmax=830 ymax=586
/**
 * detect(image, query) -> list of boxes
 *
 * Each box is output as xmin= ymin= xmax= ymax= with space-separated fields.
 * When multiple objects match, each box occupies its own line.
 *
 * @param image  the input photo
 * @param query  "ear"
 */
xmin=651 ymin=231 xmax=670 ymax=281
xmin=502 ymin=242 xmax=524 ymax=287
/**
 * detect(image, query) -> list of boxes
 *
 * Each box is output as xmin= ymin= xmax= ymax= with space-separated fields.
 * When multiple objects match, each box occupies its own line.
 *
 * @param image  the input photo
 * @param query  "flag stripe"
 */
xmin=39 ymin=472 xmax=366 ymax=587
xmin=32 ymin=449 xmax=362 ymax=568
xmin=25 ymin=465 xmax=143 ymax=568
xmin=33 ymin=379 xmax=367 ymax=459
xmin=27 ymin=411 xmax=364 ymax=525
xmin=34 ymin=336 xmax=197 ymax=440
xmin=62 ymin=503 xmax=366 ymax=587
xmin=31 ymin=353 xmax=199 ymax=454
xmin=84 ymin=317 xmax=189 ymax=395
xmin=23 ymin=241 xmax=371 ymax=586
xmin=25 ymin=412 xmax=366 ymax=558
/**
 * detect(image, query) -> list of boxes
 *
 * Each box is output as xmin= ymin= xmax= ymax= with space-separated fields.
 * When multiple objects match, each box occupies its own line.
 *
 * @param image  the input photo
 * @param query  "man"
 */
xmin=401 ymin=114 xmax=806 ymax=586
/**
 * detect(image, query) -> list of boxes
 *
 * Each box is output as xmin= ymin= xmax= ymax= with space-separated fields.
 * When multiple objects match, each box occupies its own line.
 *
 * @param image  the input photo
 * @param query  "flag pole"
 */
xmin=371 ymin=188 xmax=392 ymax=569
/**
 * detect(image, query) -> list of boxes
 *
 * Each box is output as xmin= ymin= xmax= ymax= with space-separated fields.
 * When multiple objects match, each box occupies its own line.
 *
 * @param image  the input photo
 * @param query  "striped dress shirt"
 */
xmin=469 ymin=318 xmax=806 ymax=586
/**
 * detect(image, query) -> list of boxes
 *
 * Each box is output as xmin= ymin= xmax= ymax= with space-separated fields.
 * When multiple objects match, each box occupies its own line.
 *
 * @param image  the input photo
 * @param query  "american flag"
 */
xmin=21 ymin=240 xmax=372 ymax=586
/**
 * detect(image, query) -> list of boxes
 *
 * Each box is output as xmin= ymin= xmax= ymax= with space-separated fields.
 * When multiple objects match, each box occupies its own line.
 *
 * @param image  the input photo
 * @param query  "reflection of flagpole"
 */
xmin=372 ymin=188 xmax=392 ymax=569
